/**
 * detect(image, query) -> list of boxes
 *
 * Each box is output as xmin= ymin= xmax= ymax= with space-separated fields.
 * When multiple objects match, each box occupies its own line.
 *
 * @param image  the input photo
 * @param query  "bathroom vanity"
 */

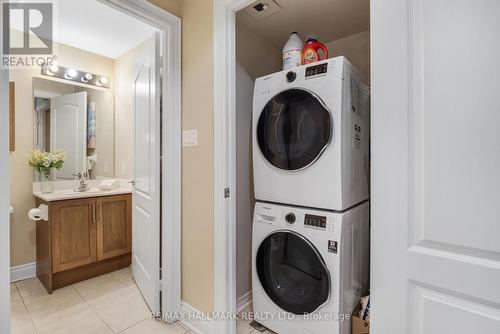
xmin=34 ymin=188 xmax=132 ymax=293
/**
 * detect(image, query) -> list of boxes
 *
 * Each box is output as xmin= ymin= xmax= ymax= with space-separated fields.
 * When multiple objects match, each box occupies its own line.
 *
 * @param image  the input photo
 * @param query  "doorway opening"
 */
xmin=5 ymin=0 xmax=181 ymax=332
xmin=214 ymin=1 xmax=370 ymax=333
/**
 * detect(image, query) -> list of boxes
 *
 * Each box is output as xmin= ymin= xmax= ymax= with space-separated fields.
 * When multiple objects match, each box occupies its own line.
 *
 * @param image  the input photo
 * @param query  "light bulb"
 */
xmin=98 ymin=76 xmax=109 ymax=85
xmin=66 ymin=68 xmax=77 ymax=78
xmin=81 ymin=73 xmax=93 ymax=83
xmin=49 ymin=64 xmax=59 ymax=73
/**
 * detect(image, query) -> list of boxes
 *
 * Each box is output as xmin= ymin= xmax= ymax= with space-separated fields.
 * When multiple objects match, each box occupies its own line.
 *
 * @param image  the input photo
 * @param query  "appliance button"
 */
xmin=285 ymin=213 xmax=296 ymax=224
xmin=286 ymin=71 xmax=297 ymax=82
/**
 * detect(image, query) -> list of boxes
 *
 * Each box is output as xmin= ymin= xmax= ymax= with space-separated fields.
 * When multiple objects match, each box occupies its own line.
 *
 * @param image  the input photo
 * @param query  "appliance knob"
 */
xmin=286 ymin=71 xmax=297 ymax=82
xmin=285 ymin=213 xmax=296 ymax=224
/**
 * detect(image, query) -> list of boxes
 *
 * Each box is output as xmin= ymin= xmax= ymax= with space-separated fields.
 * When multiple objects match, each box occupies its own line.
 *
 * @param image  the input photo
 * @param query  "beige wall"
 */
xmin=9 ymin=41 xmax=115 ymax=267
xmin=177 ymin=0 xmax=215 ymax=313
xmin=148 ymin=0 xmax=182 ymax=18
xmin=326 ymin=30 xmax=370 ymax=81
xmin=150 ymin=0 xmax=216 ymax=313
xmin=236 ymin=25 xmax=282 ymax=80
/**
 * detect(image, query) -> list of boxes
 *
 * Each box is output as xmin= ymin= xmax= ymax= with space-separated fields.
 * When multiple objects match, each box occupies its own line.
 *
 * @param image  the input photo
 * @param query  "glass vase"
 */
xmin=40 ymin=170 xmax=54 ymax=193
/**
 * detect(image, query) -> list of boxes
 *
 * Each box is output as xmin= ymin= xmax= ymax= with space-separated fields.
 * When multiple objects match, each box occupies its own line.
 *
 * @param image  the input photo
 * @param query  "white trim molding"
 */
xmin=237 ymin=291 xmax=252 ymax=313
xmin=10 ymin=262 xmax=36 ymax=283
xmin=180 ymin=302 xmax=215 ymax=334
xmin=100 ymin=0 xmax=183 ymax=320
xmin=1 ymin=2 xmax=11 ymax=331
xmin=213 ymin=1 xmax=255 ymax=334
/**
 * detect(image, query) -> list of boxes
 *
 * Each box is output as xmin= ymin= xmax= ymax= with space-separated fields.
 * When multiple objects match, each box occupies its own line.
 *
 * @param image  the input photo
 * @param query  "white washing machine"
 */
xmin=253 ymin=57 xmax=370 ymax=211
xmin=252 ymin=201 xmax=370 ymax=334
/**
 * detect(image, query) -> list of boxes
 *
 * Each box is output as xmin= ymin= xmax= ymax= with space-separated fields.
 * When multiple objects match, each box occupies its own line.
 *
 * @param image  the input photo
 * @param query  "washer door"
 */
xmin=257 ymin=89 xmax=332 ymax=171
xmin=256 ymin=231 xmax=330 ymax=315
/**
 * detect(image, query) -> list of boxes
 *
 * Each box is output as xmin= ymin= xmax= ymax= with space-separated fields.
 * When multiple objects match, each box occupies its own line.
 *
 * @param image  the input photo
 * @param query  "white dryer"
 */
xmin=253 ymin=57 xmax=370 ymax=211
xmin=252 ymin=201 xmax=370 ymax=334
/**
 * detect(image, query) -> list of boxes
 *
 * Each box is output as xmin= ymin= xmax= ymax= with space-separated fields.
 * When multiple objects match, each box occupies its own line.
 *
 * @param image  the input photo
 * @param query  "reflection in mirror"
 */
xmin=33 ymin=78 xmax=114 ymax=180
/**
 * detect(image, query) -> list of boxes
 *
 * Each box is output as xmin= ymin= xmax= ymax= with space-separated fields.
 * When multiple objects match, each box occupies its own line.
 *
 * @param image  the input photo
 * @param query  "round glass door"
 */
xmin=256 ymin=231 xmax=330 ymax=315
xmin=257 ymin=89 xmax=332 ymax=171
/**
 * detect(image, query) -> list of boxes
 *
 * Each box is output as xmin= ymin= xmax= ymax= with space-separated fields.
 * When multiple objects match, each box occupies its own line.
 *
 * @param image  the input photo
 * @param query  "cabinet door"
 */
xmin=52 ymin=198 xmax=97 ymax=273
xmin=96 ymin=195 xmax=131 ymax=261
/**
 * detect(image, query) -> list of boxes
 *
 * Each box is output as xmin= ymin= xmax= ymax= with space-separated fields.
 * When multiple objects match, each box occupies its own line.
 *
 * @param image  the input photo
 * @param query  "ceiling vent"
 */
xmin=243 ymin=0 xmax=282 ymax=20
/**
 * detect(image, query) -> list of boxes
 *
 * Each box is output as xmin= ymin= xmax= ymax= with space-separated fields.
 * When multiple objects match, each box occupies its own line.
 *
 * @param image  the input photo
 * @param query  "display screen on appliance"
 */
xmin=304 ymin=214 xmax=327 ymax=228
xmin=305 ymin=63 xmax=328 ymax=78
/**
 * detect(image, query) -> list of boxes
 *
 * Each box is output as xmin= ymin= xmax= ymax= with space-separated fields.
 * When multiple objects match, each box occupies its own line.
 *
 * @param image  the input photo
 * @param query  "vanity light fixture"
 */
xmin=41 ymin=65 xmax=110 ymax=88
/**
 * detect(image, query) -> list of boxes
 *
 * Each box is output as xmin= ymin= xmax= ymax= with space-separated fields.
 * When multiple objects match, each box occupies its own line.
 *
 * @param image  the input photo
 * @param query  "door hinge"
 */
xmin=157 ymin=279 xmax=163 ymax=292
xmin=224 ymin=188 xmax=230 ymax=198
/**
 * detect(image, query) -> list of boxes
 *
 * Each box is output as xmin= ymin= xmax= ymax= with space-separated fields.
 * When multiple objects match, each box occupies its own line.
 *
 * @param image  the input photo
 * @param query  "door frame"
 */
xmin=99 ymin=0 xmax=182 ymax=319
xmin=213 ymin=1 xmax=257 ymax=333
xmin=0 ymin=1 xmax=181 ymax=331
xmin=1 ymin=1 xmax=11 ymax=331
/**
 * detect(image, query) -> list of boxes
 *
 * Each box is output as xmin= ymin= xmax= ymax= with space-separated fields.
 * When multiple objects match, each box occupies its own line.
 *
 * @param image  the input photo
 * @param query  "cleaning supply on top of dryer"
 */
xmin=301 ymin=38 xmax=329 ymax=65
xmin=282 ymin=32 xmax=303 ymax=70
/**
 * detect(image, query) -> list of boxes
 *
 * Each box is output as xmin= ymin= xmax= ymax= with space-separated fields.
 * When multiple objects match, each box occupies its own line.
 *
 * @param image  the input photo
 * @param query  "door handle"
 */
xmin=92 ymin=203 xmax=96 ymax=224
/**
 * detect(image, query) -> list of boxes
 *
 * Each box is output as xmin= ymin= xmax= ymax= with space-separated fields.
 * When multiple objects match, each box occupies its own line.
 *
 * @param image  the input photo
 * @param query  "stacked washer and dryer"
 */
xmin=251 ymin=57 xmax=370 ymax=334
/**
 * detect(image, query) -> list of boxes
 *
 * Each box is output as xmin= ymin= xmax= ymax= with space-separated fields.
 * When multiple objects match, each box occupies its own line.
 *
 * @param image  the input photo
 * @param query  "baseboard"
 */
xmin=10 ymin=262 xmax=36 ymax=283
xmin=237 ymin=290 xmax=253 ymax=313
xmin=180 ymin=301 xmax=215 ymax=334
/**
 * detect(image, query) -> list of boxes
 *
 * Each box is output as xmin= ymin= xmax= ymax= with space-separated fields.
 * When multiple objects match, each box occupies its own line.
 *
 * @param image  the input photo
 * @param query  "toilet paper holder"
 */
xmin=28 ymin=204 xmax=49 ymax=222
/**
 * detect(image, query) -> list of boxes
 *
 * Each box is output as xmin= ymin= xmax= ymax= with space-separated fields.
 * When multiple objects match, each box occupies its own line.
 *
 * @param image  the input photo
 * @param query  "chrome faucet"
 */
xmin=72 ymin=172 xmax=89 ymax=192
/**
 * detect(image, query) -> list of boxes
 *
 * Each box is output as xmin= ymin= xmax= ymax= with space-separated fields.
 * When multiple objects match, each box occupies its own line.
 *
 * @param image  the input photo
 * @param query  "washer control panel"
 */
xmin=305 ymin=63 xmax=328 ymax=78
xmin=304 ymin=214 xmax=327 ymax=229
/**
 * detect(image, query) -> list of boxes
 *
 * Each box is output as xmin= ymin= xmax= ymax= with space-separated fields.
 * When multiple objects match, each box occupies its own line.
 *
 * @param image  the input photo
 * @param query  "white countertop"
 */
xmin=33 ymin=179 xmax=133 ymax=202
xmin=34 ymin=188 xmax=132 ymax=202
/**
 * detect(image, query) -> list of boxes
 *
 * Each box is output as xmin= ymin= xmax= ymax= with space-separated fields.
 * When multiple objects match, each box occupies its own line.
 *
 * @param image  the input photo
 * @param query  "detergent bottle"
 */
xmin=282 ymin=32 xmax=303 ymax=70
xmin=301 ymin=38 xmax=329 ymax=65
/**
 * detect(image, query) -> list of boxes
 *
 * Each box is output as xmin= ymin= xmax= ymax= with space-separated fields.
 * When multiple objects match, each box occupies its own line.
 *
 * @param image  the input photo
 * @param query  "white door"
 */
xmin=371 ymin=0 xmax=500 ymax=333
xmin=50 ymin=92 xmax=87 ymax=179
xmin=131 ymin=33 xmax=161 ymax=313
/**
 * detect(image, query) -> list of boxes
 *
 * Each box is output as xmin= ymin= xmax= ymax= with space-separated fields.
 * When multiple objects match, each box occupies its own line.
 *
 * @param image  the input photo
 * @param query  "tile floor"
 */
xmin=11 ymin=267 xmax=187 ymax=334
xmin=10 ymin=267 xmax=272 ymax=334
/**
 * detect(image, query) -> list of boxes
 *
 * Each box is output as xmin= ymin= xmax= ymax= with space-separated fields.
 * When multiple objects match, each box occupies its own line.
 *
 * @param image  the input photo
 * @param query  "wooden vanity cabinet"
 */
xmin=36 ymin=194 xmax=131 ymax=293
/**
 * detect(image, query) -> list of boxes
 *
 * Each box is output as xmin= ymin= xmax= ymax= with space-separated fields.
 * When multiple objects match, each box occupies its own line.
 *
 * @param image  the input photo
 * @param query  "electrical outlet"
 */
xmin=182 ymin=129 xmax=198 ymax=147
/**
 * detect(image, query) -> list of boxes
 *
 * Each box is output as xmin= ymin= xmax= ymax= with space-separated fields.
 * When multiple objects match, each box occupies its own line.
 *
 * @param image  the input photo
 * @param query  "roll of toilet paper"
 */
xmin=28 ymin=204 xmax=48 ymax=222
xmin=28 ymin=208 xmax=42 ymax=221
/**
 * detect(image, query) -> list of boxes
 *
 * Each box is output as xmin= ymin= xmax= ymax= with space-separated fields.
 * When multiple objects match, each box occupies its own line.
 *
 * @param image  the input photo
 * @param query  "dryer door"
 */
xmin=257 ymin=89 xmax=332 ymax=171
xmin=256 ymin=231 xmax=330 ymax=315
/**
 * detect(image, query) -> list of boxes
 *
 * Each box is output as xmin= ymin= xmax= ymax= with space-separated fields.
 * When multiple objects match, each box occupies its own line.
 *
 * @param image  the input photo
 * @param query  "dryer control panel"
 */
xmin=304 ymin=214 xmax=327 ymax=228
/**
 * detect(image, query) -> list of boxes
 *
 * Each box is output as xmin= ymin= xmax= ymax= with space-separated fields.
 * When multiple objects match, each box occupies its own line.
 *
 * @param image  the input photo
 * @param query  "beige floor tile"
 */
xmin=23 ymin=286 xmax=82 ymax=309
xmin=10 ymin=284 xmax=21 ymax=302
xmin=111 ymin=266 xmax=135 ymax=286
xmin=15 ymin=277 xmax=46 ymax=298
xmin=10 ymin=298 xmax=37 ymax=334
xmin=33 ymin=303 xmax=112 ymax=334
xmin=73 ymin=273 xmax=126 ymax=296
xmin=120 ymin=318 xmax=188 ymax=334
xmin=25 ymin=287 xmax=94 ymax=332
xmin=85 ymin=284 xmax=151 ymax=333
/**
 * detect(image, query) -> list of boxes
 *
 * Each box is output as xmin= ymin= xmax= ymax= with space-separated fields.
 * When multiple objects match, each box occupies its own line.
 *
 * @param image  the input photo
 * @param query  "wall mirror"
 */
xmin=33 ymin=77 xmax=115 ymax=180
